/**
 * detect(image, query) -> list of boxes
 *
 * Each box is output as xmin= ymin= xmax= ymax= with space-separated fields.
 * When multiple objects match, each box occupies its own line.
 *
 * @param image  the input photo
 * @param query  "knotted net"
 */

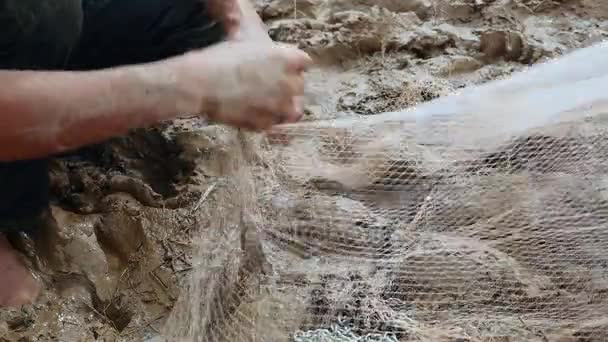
xmin=163 ymin=41 xmax=608 ymax=341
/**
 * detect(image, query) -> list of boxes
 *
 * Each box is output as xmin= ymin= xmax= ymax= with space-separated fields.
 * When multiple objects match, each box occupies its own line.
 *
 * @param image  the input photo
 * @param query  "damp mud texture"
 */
xmin=2 ymin=0 xmax=608 ymax=341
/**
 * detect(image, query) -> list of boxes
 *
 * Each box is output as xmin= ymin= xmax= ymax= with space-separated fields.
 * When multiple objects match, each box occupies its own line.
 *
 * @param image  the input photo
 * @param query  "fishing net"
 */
xmin=163 ymin=41 xmax=608 ymax=341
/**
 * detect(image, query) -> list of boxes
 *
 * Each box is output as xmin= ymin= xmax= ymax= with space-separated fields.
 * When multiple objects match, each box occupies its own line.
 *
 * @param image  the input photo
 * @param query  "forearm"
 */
xmin=0 ymin=63 xmax=189 ymax=161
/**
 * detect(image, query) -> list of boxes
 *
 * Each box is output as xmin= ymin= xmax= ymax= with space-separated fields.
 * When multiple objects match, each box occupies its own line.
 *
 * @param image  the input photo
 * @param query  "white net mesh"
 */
xmin=164 ymin=41 xmax=608 ymax=341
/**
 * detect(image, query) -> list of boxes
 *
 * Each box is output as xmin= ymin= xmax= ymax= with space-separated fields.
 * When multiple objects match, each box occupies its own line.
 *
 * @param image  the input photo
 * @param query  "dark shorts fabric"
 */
xmin=0 ymin=0 xmax=225 ymax=234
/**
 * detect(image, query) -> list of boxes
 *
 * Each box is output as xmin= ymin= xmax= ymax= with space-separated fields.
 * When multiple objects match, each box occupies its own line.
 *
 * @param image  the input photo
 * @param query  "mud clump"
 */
xmin=52 ymin=126 xmax=196 ymax=212
xmin=262 ymin=193 xmax=394 ymax=258
xmin=1 ymin=121 xmax=225 ymax=341
xmin=478 ymin=30 xmax=548 ymax=64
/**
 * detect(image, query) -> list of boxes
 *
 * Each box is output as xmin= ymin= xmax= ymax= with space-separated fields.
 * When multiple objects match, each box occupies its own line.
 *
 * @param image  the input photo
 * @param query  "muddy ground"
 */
xmin=1 ymin=0 xmax=608 ymax=341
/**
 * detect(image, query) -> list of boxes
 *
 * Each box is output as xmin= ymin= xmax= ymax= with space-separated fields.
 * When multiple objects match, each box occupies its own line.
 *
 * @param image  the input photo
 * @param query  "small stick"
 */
xmin=191 ymin=182 xmax=218 ymax=213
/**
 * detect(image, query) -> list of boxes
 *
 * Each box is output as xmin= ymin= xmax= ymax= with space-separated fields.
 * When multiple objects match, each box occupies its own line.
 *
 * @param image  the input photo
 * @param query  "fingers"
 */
xmin=213 ymin=77 xmax=304 ymax=132
xmin=284 ymin=50 xmax=314 ymax=73
xmin=258 ymin=98 xmax=301 ymax=129
xmin=203 ymin=41 xmax=312 ymax=132
xmin=235 ymin=99 xmax=302 ymax=132
xmin=220 ymin=107 xmax=302 ymax=132
xmin=284 ymin=96 xmax=304 ymax=123
xmin=242 ymin=110 xmax=280 ymax=131
xmin=273 ymin=43 xmax=313 ymax=71
xmin=281 ymin=74 xmax=305 ymax=98
xmin=252 ymin=53 xmax=308 ymax=129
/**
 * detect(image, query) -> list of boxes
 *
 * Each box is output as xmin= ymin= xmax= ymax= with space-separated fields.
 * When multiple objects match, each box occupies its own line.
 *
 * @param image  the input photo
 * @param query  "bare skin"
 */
xmin=0 ymin=235 xmax=40 ymax=307
xmin=0 ymin=42 xmax=310 ymax=160
xmin=0 ymin=0 xmax=311 ymax=307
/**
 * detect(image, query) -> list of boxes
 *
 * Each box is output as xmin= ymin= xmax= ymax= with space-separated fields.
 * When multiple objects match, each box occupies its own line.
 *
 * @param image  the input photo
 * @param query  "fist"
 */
xmin=170 ymin=41 xmax=313 ymax=131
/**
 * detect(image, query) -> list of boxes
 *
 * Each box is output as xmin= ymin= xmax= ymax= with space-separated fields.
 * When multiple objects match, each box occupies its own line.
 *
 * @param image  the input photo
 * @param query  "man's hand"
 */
xmin=207 ymin=0 xmax=241 ymax=39
xmin=207 ymin=0 xmax=271 ymax=42
xmin=198 ymin=0 xmax=307 ymax=131
xmin=168 ymin=41 xmax=312 ymax=131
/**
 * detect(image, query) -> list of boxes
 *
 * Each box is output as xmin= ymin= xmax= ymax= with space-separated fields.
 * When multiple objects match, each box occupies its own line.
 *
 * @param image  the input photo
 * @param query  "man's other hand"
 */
xmin=207 ymin=0 xmax=241 ymax=39
xmin=208 ymin=0 xmax=271 ymax=42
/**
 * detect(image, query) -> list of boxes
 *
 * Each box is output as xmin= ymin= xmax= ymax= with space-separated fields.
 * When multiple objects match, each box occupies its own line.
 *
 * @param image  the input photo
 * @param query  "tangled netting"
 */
xmin=163 ymin=41 xmax=608 ymax=341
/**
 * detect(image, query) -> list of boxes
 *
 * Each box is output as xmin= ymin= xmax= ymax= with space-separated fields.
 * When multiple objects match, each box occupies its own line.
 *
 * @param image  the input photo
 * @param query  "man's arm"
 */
xmin=0 ymin=62 xmax=195 ymax=161
xmin=0 ymin=38 xmax=311 ymax=162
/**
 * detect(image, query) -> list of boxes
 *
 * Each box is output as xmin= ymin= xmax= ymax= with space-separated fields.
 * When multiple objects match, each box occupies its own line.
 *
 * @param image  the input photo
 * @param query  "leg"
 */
xmin=0 ymin=0 xmax=82 ymax=234
xmin=0 ymin=0 xmax=225 ymax=307
xmin=69 ymin=0 xmax=226 ymax=70
xmin=0 ymin=0 xmax=83 ymax=307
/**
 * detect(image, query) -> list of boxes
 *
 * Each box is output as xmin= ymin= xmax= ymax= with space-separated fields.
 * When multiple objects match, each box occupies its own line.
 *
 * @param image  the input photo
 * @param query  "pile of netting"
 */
xmin=162 ymin=41 xmax=608 ymax=341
